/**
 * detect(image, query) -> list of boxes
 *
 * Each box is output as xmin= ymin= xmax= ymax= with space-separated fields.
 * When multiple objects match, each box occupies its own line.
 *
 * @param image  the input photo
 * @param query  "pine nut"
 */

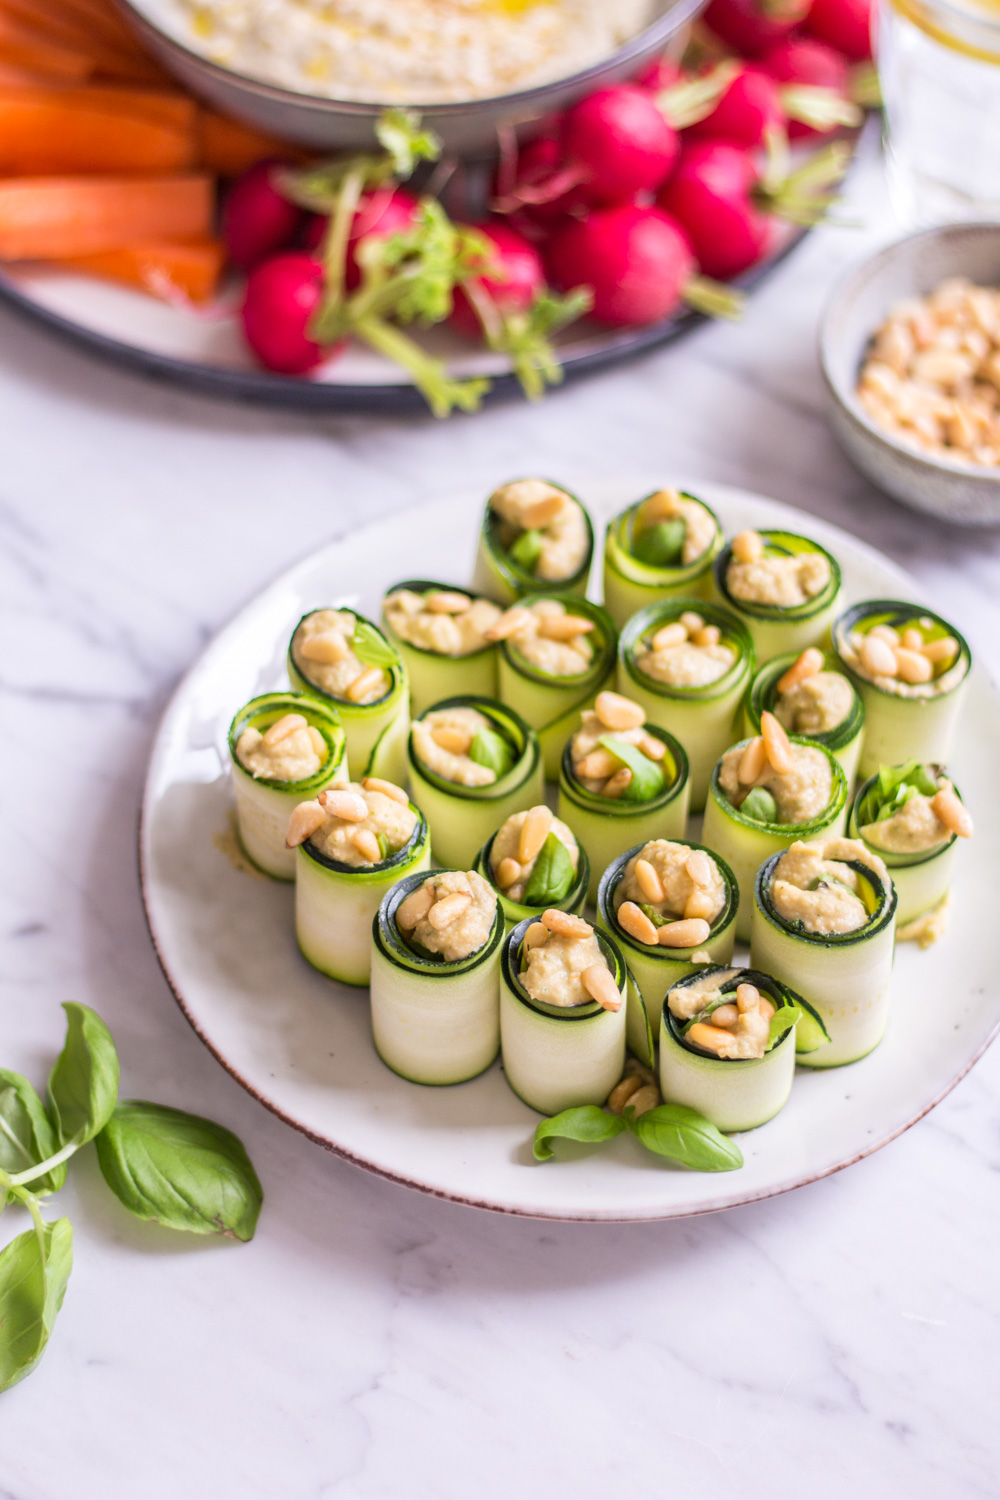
xmin=352 ymin=829 xmax=382 ymax=863
xmin=686 ymin=1022 xmax=732 ymax=1054
xmin=895 ymin=647 xmax=933 ymax=684
xmin=868 ymin=624 xmax=900 ymax=646
xmin=731 ymin=529 xmax=763 ymax=564
xmin=684 ymin=890 xmax=718 ymax=922
xmin=639 ymin=488 xmax=682 ymax=524
xmin=432 ymin=726 xmax=473 ymax=755
xmin=679 ymin=611 xmax=704 ymax=633
xmin=608 ymin=1074 xmax=643 ymax=1113
xmin=901 ymin=627 xmax=924 ymax=651
xmin=685 ymin=850 xmax=714 ymax=887
xmin=594 ymin=691 xmax=645 ymax=731
xmin=426 ymin=892 xmax=472 ymax=929
xmin=860 ymin=634 xmax=899 ymax=678
xmin=637 ymin=731 xmax=666 ymax=760
xmin=300 ymin=630 xmax=349 ymax=663
xmin=601 ymin=767 xmax=633 ymax=799
xmin=710 ymin=1003 xmax=739 ymax=1028
xmin=738 ymin=735 xmax=766 ymax=784
xmin=736 ymin=982 xmax=760 ymax=1013
xmin=523 ymin=921 xmax=548 ymax=948
xmin=932 ymin=785 xmax=973 ymax=837
xmin=397 ymin=883 xmax=434 ymax=930
xmin=759 ymin=998 xmax=775 ymax=1020
xmin=425 ymin=590 xmax=471 ymax=614
xmin=363 ymin=777 xmax=408 ymax=805
xmin=922 ymin=635 xmax=959 ymax=665
xmin=318 ymin=789 xmax=368 ymax=822
xmin=532 ymin=600 xmax=565 ymax=618
xmin=776 ymin=648 xmax=824 ymax=694
xmin=495 ymin=856 xmax=522 ymax=889
xmin=582 ymin=963 xmax=622 ymax=1012
xmin=518 ymin=805 xmax=553 ymax=863
xmin=623 ymin=1057 xmax=657 ymax=1086
xmin=627 ymin=1083 xmax=660 ymax=1116
xmin=521 ymin=494 xmax=568 ymax=528
xmin=657 ymin=917 xmax=711 ymax=948
xmin=617 ymin=901 xmax=659 ymax=946
xmin=484 ymin=606 xmax=533 ymax=641
xmin=262 ymin=712 xmax=308 ymax=747
xmin=635 ymin=858 xmax=665 ymax=904
xmin=285 ymin=800 xmax=327 ymax=848
xmin=538 ymin=614 xmax=595 ymax=641
xmin=692 ymin=625 xmax=720 ymax=647
xmin=347 ymin=668 xmax=387 ymax=702
xmin=575 ymin=749 xmax=621 ymax=780
xmin=541 ymin=909 xmax=593 ymax=938
xmin=761 ymin=710 xmax=795 ymax=775
xmin=652 ymin=621 xmax=688 ymax=650
xmin=307 ymin=726 xmax=327 ymax=757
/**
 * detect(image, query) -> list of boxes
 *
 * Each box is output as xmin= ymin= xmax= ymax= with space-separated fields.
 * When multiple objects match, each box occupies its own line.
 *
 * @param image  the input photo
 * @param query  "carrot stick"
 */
xmin=0 ymin=173 xmax=214 ymax=257
xmin=0 ymin=15 xmax=95 ymax=77
xmin=0 ymin=90 xmax=196 ymax=171
xmin=55 ymin=237 xmax=225 ymax=302
xmin=0 ymin=58 xmax=71 ymax=85
xmin=0 ymin=83 xmax=197 ymax=127
xmin=198 ymin=109 xmax=309 ymax=174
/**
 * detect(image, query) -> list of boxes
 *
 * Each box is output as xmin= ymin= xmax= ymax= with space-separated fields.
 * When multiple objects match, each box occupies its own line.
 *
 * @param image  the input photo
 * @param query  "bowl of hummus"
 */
xmin=112 ymin=0 xmax=703 ymax=154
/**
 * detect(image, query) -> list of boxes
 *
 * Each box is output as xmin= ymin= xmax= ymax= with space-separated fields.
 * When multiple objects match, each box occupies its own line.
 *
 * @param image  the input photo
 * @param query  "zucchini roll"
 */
xmin=832 ymin=601 xmax=972 ymax=780
xmin=499 ymin=910 xmax=627 ymax=1115
xmin=702 ymin=714 xmax=849 ymax=940
xmin=617 ymin=601 xmax=754 ymax=811
xmin=474 ymin=805 xmax=589 ymax=929
xmin=557 ymin=692 xmax=690 ymax=902
xmin=381 ymin=582 xmax=502 ymax=716
xmin=228 ymin=693 xmax=348 ymax=880
xmin=849 ymin=761 xmax=972 ymax=928
xmin=750 ymin=836 xmax=896 ymax=1067
xmin=597 ymin=840 xmax=739 ymax=1038
xmin=287 ymin=607 xmax=410 ymax=785
xmin=407 ymin=697 xmax=544 ymax=869
xmin=744 ymin=649 xmax=865 ymax=789
xmin=491 ymin=594 xmax=617 ymax=779
xmin=473 ymin=478 xmax=593 ymax=604
xmin=602 ymin=487 xmax=724 ymax=628
xmin=289 ymin=780 xmax=430 ymax=987
xmin=712 ymin=529 xmax=842 ymax=665
xmin=370 ymin=869 xmax=503 ymax=1085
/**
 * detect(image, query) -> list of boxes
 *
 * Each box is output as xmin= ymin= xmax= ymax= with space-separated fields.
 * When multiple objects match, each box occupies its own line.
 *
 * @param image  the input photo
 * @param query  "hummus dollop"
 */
xmin=727 ymin=550 xmax=831 ymax=608
xmin=400 ymin=869 xmax=496 ymax=963
xmin=292 ymin=609 xmax=391 ymax=705
xmin=490 ymin=478 xmax=589 ymax=583
xmin=719 ymin=741 xmax=834 ymax=824
xmin=383 ymin=588 xmax=501 ymax=657
xmin=769 ymin=836 xmax=888 ymax=936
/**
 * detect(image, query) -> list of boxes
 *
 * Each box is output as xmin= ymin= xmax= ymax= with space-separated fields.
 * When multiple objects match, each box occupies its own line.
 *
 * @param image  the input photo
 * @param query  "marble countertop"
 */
xmin=2 ymin=126 xmax=999 ymax=1499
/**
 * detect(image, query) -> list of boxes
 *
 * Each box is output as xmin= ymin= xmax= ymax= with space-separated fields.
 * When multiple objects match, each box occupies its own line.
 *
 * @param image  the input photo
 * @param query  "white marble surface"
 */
xmin=2 ymin=126 xmax=1000 ymax=1498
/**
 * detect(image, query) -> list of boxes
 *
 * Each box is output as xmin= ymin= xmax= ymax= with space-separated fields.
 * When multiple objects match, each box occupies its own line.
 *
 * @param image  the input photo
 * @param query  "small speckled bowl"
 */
xmin=819 ymin=222 xmax=1000 ymax=527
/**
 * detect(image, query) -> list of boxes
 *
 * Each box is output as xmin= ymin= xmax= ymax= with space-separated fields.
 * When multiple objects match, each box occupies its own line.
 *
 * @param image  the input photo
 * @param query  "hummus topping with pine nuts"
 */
xmin=635 ymin=610 xmax=735 ymax=689
xmin=568 ymin=690 xmax=668 ymax=800
xmin=286 ymin=779 xmax=416 ymax=867
xmin=383 ymin=588 xmax=501 ymax=656
xmin=411 ymin=704 xmax=503 ymax=787
xmin=631 ymin=488 xmax=717 ymax=565
xmin=487 ymin=597 xmax=596 ymax=676
xmin=395 ymin=869 xmax=496 ymax=963
xmin=236 ymin=712 xmax=328 ymax=781
xmin=489 ymin=479 xmax=588 ymax=583
xmin=615 ymin=840 xmax=725 ymax=950
xmin=490 ymin=805 xmax=578 ymax=904
xmin=774 ymin=670 xmax=853 ymax=736
xmin=726 ymin=531 xmax=831 ymax=608
xmin=519 ymin=909 xmax=620 ymax=1010
xmin=719 ymin=715 xmax=833 ymax=824
xmin=292 ymin=609 xmax=391 ymax=705
xmin=769 ymin=836 xmax=887 ymax=935
xmin=667 ymin=971 xmax=775 ymax=1060
xmin=840 ymin=617 xmax=966 ymax=699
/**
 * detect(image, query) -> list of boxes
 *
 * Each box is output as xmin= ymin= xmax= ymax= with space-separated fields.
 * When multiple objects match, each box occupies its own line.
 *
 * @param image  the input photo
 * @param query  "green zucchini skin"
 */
xmin=617 ymin=599 xmax=754 ymax=813
xmin=369 ymin=871 xmax=504 ymax=1085
xmin=658 ymin=967 xmax=800 ymax=1132
xmin=848 ymin=771 xmax=959 ymax=926
xmin=497 ymin=595 xmax=617 ymax=780
xmin=832 ymin=601 xmax=972 ymax=781
xmin=471 ymin=481 xmax=595 ymax=605
xmin=711 ymin=530 xmax=843 ymax=666
xmin=749 ymin=853 xmax=897 ymax=1068
xmin=407 ymin=696 xmax=544 ymax=870
xmin=227 ymin=692 xmax=348 ymax=881
xmin=295 ymin=807 xmax=430 ymax=987
xmin=287 ymin=608 xmax=411 ymax=786
xmin=499 ymin=919 xmax=627 ymax=1116
xmin=596 ymin=841 xmax=739 ymax=1040
xmin=556 ymin=724 xmax=691 ymax=903
xmin=381 ymin=578 xmax=499 ymax=717
xmin=702 ymin=737 xmax=849 ymax=942
xmin=473 ymin=831 xmax=590 ymax=932
xmin=602 ymin=491 xmax=724 ymax=629
xmin=743 ymin=651 xmax=865 ymax=789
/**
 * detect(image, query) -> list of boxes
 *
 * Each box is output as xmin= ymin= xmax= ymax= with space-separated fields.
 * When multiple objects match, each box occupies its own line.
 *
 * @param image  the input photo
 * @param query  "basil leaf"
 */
xmin=0 ymin=1217 xmax=73 ymax=1393
xmin=766 ymin=1003 xmax=802 ymax=1051
xmin=740 ymin=786 xmax=778 ymax=824
xmin=469 ymin=728 xmax=514 ymax=779
xmin=350 ymin=619 xmax=398 ymax=670
xmin=48 ymin=1003 xmax=119 ymax=1148
xmin=794 ymin=1002 xmax=830 ymax=1053
xmin=632 ymin=517 xmax=686 ymax=567
xmin=509 ymin=528 xmax=543 ymax=573
xmin=95 ymin=1101 xmax=262 ymax=1241
xmin=0 ymin=1072 xmax=65 ymax=1197
xmin=533 ymin=1106 xmax=625 ymax=1162
xmin=523 ymin=832 xmax=575 ymax=906
xmin=598 ymin=736 xmax=667 ymax=804
xmin=375 ymin=832 xmax=390 ymax=861
xmin=625 ymin=1104 xmax=743 ymax=1172
xmin=638 ymin=901 xmax=668 ymax=929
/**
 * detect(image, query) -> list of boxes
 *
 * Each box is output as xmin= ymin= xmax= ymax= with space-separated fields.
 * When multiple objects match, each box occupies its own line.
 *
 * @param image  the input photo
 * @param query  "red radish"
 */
xmin=636 ymin=55 xmax=685 ymax=92
xmin=658 ymin=141 xmax=778 ymax=280
xmin=492 ymin=134 xmax=590 ymax=226
xmin=760 ymin=36 xmax=853 ymax=136
xmin=449 ymin=220 xmax=545 ymax=340
xmin=803 ymin=0 xmax=873 ymax=59
xmin=546 ymin=203 xmax=711 ymax=326
xmin=241 ymin=252 xmax=335 ymax=375
xmin=303 ymin=187 xmax=421 ymax=286
xmin=686 ymin=65 xmax=786 ymax=147
xmin=223 ymin=159 xmax=303 ymax=272
xmin=561 ymin=85 xmax=679 ymax=204
xmin=703 ymin=0 xmax=811 ymax=55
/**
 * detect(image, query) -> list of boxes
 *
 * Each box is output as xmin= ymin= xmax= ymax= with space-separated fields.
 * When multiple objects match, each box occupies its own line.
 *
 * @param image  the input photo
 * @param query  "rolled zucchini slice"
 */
xmin=381 ymin=579 xmax=500 ymax=717
xmin=369 ymin=870 xmax=504 ymax=1085
xmin=474 ymin=819 xmax=590 ymax=931
xmin=848 ymin=763 xmax=965 ymax=926
xmin=617 ymin=600 xmax=754 ymax=812
xmin=227 ymin=692 xmax=348 ymax=880
xmin=496 ymin=595 xmax=617 ymax=779
xmin=295 ymin=804 xmax=430 ymax=987
xmin=472 ymin=478 xmax=594 ymax=604
xmin=287 ymin=607 xmax=410 ymax=785
xmin=832 ymin=600 xmax=972 ymax=781
xmin=744 ymin=651 xmax=865 ymax=789
xmin=596 ymin=841 xmax=739 ymax=1040
xmin=499 ymin=917 xmax=627 ymax=1115
xmin=659 ymin=967 xmax=805 ymax=1133
xmin=750 ymin=847 xmax=897 ymax=1068
xmin=702 ymin=737 xmax=849 ymax=941
xmin=602 ymin=489 xmax=724 ymax=628
xmin=407 ymin=696 xmax=544 ymax=869
xmin=712 ymin=530 xmax=842 ymax=665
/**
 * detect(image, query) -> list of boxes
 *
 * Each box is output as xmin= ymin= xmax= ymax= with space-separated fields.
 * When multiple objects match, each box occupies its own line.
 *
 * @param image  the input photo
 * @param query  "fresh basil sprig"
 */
xmin=48 ymin=1002 xmax=119 ymax=1148
xmin=533 ymin=1106 xmax=625 ymax=1161
xmin=532 ymin=1097 xmax=743 ymax=1172
xmin=598 ymin=736 xmax=668 ymax=803
xmin=350 ymin=619 xmax=398 ymax=672
xmin=0 ymin=1216 xmax=73 ymax=1392
xmin=0 ymin=1071 xmax=65 ymax=1197
xmin=740 ymin=786 xmax=778 ymax=824
xmin=857 ymin=759 xmax=940 ymax=827
xmin=633 ymin=517 xmax=686 ymax=568
xmin=766 ymin=1003 xmax=803 ymax=1051
xmin=509 ymin=528 xmax=544 ymax=574
xmin=469 ymin=727 xmax=514 ymax=779
xmin=523 ymin=832 xmax=575 ymax=906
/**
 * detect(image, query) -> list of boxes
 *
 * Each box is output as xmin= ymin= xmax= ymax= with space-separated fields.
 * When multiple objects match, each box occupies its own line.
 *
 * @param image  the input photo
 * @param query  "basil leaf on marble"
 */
xmin=633 ymin=517 xmax=686 ymax=568
xmin=469 ymin=728 xmax=514 ymax=779
xmin=48 ymin=1003 xmax=119 ymax=1149
xmin=740 ymin=787 xmax=778 ymax=824
xmin=523 ymin=833 xmax=575 ymax=906
xmin=533 ymin=1106 xmax=626 ymax=1162
xmin=95 ymin=1102 xmax=263 ymax=1241
xmin=0 ymin=1217 xmax=73 ymax=1393
xmin=598 ymin=736 xmax=667 ymax=803
xmin=624 ymin=1104 xmax=743 ymax=1172
xmin=0 ymin=1072 xmax=65 ymax=1197
xmin=509 ymin=528 xmax=544 ymax=574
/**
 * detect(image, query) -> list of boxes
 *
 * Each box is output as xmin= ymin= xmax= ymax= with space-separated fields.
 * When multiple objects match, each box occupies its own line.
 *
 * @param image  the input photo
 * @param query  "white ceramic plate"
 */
xmin=140 ymin=479 xmax=1000 ymax=1220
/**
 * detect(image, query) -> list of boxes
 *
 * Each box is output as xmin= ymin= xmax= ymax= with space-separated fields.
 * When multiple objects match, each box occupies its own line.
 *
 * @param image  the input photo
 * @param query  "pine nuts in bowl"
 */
xmin=820 ymin=222 xmax=1000 ymax=526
